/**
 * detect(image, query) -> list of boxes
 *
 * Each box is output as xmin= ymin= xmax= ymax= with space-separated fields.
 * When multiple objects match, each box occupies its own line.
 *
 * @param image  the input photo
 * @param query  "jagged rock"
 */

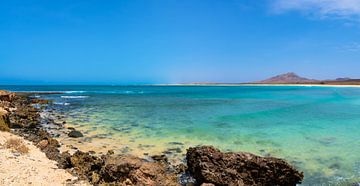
xmin=68 ymin=130 xmax=84 ymax=138
xmin=31 ymin=98 xmax=51 ymax=104
xmin=37 ymin=140 xmax=49 ymax=150
xmin=69 ymin=151 xmax=104 ymax=180
xmin=58 ymin=151 xmax=72 ymax=169
xmin=186 ymin=146 xmax=304 ymax=186
xmin=8 ymin=96 xmax=40 ymax=129
xmin=0 ymin=100 xmax=10 ymax=109
xmin=0 ymin=90 xmax=16 ymax=102
xmin=101 ymin=155 xmax=179 ymax=185
xmin=0 ymin=107 xmax=10 ymax=131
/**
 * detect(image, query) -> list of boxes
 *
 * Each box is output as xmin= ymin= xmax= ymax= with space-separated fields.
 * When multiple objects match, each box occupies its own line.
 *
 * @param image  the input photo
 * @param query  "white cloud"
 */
xmin=272 ymin=0 xmax=360 ymax=20
xmin=339 ymin=42 xmax=360 ymax=51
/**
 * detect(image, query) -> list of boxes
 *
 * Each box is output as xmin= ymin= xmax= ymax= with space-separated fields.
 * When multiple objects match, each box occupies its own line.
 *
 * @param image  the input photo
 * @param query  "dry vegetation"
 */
xmin=3 ymin=138 xmax=29 ymax=154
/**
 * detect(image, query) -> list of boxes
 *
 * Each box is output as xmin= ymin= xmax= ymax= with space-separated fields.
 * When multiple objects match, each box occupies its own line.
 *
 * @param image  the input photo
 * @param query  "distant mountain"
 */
xmin=257 ymin=72 xmax=318 ymax=84
xmin=334 ymin=77 xmax=351 ymax=81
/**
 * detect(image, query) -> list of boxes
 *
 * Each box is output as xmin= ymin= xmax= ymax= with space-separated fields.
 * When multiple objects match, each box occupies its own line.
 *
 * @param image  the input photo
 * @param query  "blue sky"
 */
xmin=1 ymin=0 xmax=360 ymax=84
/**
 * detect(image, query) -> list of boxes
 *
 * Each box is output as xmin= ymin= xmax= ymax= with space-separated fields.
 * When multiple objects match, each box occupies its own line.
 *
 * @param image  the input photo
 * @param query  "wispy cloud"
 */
xmin=339 ymin=42 xmax=360 ymax=52
xmin=272 ymin=0 xmax=360 ymax=20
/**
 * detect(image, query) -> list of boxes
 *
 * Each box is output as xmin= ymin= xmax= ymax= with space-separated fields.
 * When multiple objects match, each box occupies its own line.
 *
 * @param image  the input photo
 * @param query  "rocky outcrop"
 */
xmin=0 ymin=90 xmax=15 ymax=102
xmin=0 ymin=90 xmax=13 ymax=131
xmin=0 ymin=91 xmax=179 ymax=185
xmin=186 ymin=146 xmax=304 ymax=186
xmin=58 ymin=151 xmax=179 ymax=185
xmin=0 ymin=107 xmax=10 ymax=131
xmin=101 ymin=155 xmax=178 ymax=185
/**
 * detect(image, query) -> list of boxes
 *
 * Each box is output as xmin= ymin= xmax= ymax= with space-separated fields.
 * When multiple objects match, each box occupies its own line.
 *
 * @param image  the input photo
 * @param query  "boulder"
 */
xmin=186 ymin=146 xmax=304 ymax=186
xmin=100 ymin=155 xmax=179 ymax=185
xmin=62 ymin=151 xmax=179 ymax=185
xmin=37 ymin=140 xmax=49 ymax=150
xmin=0 ymin=107 xmax=10 ymax=131
xmin=68 ymin=130 xmax=84 ymax=138
xmin=69 ymin=151 xmax=104 ymax=180
xmin=0 ymin=90 xmax=15 ymax=102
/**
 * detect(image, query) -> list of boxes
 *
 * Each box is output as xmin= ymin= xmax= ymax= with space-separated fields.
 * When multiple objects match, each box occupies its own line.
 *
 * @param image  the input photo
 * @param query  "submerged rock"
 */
xmin=31 ymin=98 xmax=51 ymax=104
xmin=186 ymin=146 xmax=304 ymax=186
xmin=68 ymin=130 xmax=84 ymax=138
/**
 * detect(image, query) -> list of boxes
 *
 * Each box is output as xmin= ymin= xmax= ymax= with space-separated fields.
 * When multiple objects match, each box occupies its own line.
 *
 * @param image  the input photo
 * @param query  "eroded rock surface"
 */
xmin=0 ymin=90 xmax=15 ymax=102
xmin=0 ymin=107 xmax=10 ymax=131
xmin=186 ymin=146 xmax=304 ymax=186
xmin=59 ymin=151 xmax=179 ymax=185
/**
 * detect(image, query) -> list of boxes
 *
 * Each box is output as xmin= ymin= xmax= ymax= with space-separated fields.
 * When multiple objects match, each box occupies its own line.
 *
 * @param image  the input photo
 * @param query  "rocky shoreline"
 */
xmin=0 ymin=90 xmax=304 ymax=185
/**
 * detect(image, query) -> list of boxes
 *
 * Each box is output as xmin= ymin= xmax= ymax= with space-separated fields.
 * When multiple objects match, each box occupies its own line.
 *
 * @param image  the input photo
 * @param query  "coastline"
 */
xmin=0 ymin=90 xmax=304 ymax=185
xmin=152 ymin=83 xmax=360 ymax=88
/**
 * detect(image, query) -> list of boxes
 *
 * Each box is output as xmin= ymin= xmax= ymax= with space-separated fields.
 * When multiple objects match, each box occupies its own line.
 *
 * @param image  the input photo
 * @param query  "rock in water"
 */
xmin=186 ymin=146 xmax=304 ymax=186
xmin=68 ymin=130 xmax=83 ymax=138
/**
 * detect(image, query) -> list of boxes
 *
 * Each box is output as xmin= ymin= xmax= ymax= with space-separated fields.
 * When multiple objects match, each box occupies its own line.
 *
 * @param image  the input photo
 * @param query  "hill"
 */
xmin=257 ymin=72 xmax=318 ymax=84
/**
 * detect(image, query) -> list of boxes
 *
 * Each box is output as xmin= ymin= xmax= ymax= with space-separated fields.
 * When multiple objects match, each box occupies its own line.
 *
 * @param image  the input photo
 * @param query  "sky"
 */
xmin=1 ymin=0 xmax=360 ymax=84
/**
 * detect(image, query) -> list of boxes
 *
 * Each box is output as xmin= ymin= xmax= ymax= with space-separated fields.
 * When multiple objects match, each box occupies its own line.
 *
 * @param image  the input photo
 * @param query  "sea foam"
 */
xmin=61 ymin=96 xmax=89 ymax=99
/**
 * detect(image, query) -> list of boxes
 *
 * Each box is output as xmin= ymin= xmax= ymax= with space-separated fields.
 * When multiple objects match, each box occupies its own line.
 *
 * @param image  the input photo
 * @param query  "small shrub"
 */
xmin=4 ymin=138 xmax=29 ymax=154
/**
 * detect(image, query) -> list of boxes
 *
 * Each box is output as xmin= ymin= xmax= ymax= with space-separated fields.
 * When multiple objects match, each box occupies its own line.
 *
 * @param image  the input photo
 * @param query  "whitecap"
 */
xmin=64 ymin=91 xmax=86 ymax=94
xmin=54 ymin=102 xmax=70 ymax=106
xmin=61 ymin=96 xmax=89 ymax=99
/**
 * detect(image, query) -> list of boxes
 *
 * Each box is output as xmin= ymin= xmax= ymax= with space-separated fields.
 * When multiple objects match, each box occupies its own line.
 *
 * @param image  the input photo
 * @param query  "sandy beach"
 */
xmin=0 ymin=131 xmax=82 ymax=186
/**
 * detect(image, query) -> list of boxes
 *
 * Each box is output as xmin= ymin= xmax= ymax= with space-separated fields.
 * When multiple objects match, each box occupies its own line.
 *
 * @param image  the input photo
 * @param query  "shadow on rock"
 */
xmin=186 ymin=146 xmax=304 ymax=186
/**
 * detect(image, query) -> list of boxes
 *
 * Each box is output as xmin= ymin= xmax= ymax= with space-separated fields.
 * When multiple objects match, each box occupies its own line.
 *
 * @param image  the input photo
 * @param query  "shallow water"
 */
xmin=2 ymin=85 xmax=360 ymax=185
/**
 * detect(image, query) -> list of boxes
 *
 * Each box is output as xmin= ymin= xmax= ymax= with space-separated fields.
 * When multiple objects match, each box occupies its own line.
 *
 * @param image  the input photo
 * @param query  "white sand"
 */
xmin=0 ymin=131 xmax=84 ymax=186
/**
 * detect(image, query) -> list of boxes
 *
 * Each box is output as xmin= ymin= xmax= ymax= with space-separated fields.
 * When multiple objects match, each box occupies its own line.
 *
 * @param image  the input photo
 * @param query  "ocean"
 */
xmin=2 ymin=85 xmax=360 ymax=185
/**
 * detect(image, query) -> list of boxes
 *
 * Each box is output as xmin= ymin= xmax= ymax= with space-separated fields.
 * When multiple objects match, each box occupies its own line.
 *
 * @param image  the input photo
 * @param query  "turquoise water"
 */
xmin=2 ymin=85 xmax=360 ymax=185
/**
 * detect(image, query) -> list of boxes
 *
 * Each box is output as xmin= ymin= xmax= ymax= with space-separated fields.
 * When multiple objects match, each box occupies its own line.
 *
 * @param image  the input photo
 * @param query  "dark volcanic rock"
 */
xmin=69 ymin=151 xmax=104 ymax=180
xmin=68 ymin=130 xmax=84 ymax=138
xmin=186 ymin=146 xmax=304 ymax=186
